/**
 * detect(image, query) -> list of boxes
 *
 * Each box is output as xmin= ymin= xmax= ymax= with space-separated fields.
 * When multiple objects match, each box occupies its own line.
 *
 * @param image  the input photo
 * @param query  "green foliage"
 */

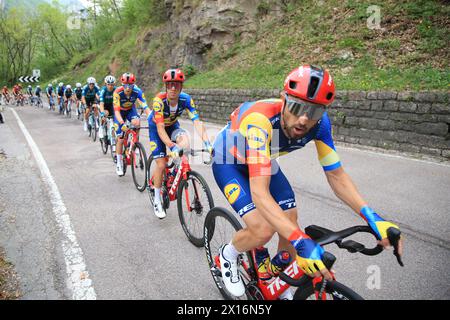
xmin=122 ymin=0 xmax=165 ymax=26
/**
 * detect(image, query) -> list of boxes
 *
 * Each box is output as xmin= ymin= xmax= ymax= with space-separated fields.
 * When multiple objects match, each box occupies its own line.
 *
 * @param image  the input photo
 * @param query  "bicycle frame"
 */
xmin=122 ymin=127 xmax=140 ymax=165
xmin=241 ymin=251 xmax=334 ymax=300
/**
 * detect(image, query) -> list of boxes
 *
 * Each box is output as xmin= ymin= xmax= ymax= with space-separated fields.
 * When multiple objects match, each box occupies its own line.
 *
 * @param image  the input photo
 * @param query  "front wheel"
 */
xmin=177 ymin=170 xmax=214 ymax=247
xmin=203 ymin=207 xmax=258 ymax=300
xmin=100 ymin=122 xmax=108 ymax=155
xmin=131 ymin=142 xmax=148 ymax=192
xmin=91 ymin=116 xmax=97 ymax=142
xmin=293 ymin=279 xmax=364 ymax=300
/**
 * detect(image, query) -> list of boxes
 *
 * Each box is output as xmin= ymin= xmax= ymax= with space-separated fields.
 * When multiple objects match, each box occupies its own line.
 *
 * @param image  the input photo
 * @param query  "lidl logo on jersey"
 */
xmin=247 ymin=125 xmax=268 ymax=150
xmin=149 ymin=141 xmax=157 ymax=151
xmin=224 ymin=179 xmax=245 ymax=205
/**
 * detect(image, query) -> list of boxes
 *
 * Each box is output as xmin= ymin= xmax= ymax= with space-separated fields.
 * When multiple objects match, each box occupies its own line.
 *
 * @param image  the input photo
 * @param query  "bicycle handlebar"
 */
xmin=189 ymin=148 xmax=212 ymax=165
xmin=278 ymin=225 xmax=403 ymax=288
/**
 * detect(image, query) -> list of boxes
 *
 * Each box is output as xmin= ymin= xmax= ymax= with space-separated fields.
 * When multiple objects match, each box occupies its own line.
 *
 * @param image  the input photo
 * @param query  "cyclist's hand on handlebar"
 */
xmin=204 ymin=141 xmax=214 ymax=155
xmin=360 ymin=206 xmax=404 ymax=264
xmin=290 ymin=230 xmax=333 ymax=280
xmin=120 ymin=123 xmax=128 ymax=133
xmin=168 ymin=144 xmax=182 ymax=159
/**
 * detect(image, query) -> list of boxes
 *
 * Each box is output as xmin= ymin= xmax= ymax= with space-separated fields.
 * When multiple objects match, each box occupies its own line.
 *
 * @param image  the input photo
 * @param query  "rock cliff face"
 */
xmin=129 ymin=0 xmax=288 ymax=92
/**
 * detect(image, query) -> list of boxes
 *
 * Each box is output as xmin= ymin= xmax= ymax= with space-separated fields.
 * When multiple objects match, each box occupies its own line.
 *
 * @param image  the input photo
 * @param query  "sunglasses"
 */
xmin=285 ymin=94 xmax=326 ymax=120
xmin=123 ymin=84 xmax=134 ymax=90
xmin=166 ymin=82 xmax=182 ymax=90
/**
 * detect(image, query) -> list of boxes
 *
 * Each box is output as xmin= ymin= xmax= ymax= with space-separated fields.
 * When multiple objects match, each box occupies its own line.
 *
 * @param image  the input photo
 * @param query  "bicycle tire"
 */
xmin=110 ymin=130 xmax=117 ymax=162
xmin=177 ymin=170 xmax=214 ymax=247
xmin=131 ymin=141 xmax=148 ymax=192
xmin=293 ymin=278 xmax=364 ymax=300
xmin=91 ymin=117 xmax=97 ymax=142
xmin=204 ymin=207 xmax=257 ymax=300
xmin=100 ymin=123 xmax=108 ymax=155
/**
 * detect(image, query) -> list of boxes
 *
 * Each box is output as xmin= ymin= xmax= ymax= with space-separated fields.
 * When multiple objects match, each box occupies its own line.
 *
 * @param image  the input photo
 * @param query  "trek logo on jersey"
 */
xmin=224 ymin=179 xmax=245 ymax=205
xmin=247 ymin=125 xmax=268 ymax=150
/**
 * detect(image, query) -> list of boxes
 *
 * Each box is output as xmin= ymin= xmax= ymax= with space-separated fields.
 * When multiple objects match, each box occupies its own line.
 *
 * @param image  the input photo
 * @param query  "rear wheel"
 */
xmin=131 ymin=142 xmax=148 ymax=192
xmin=203 ymin=207 xmax=259 ymax=300
xmin=177 ymin=170 xmax=214 ymax=247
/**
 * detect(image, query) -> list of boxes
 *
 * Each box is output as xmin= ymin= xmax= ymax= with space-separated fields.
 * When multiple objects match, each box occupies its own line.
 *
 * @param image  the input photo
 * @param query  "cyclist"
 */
xmin=34 ymin=85 xmax=42 ymax=106
xmin=148 ymin=68 xmax=213 ymax=219
xmin=12 ymin=84 xmax=23 ymax=105
xmin=56 ymin=82 xmax=65 ymax=113
xmin=82 ymin=77 xmax=100 ymax=131
xmin=26 ymin=85 xmax=33 ymax=104
xmin=211 ymin=65 xmax=404 ymax=297
xmin=98 ymin=75 xmax=117 ymax=139
xmin=63 ymin=84 xmax=74 ymax=114
xmin=113 ymin=72 xmax=148 ymax=177
xmin=2 ymin=86 xmax=10 ymax=104
xmin=74 ymin=83 xmax=83 ymax=116
xmin=46 ymin=84 xmax=55 ymax=109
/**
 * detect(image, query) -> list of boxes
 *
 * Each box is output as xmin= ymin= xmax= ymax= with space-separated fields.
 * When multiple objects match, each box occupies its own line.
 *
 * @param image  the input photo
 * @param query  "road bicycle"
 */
xmin=58 ymin=97 xmax=64 ymax=115
xmin=117 ymin=122 xmax=148 ymax=191
xmin=204 ymin=206 xmax=403 ymax=300
xmin=65 ymin=98 xmax=73 ymax=118
xmin=76 ymin=100 xmax=84 ymax=121
xmin=99 ymin=116 xmax=116 ymax=156
xmin=48 ymin=95 xmax=55 ymax=111
xmin=147 ymin=149 xmax=214 ymax=247
xmin=15 ymin=94 xmax=24 ymax=106
xmin=87 ymin=106 xmax=100 ymax=142
xmin=35 ymin=96 xmax=43 ymax=108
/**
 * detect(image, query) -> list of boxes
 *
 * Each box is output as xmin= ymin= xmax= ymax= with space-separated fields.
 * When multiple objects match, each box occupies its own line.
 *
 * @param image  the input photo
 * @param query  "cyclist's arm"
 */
xmin=192 ymin=120 xmax=211 ymax=144
xmin=113 ymin=91 xmax=124 ymax=124
xmin=152 ymin=97 xmax=174 ymax=147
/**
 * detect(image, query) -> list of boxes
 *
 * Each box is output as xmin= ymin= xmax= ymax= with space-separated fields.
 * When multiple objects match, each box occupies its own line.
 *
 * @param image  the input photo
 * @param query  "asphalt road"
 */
xmin=0 ymin=103 xmax=449 ymax=300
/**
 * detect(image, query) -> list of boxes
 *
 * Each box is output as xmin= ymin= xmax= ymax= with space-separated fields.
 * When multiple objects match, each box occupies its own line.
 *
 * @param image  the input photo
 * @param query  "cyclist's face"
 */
xmin=281 ymin=94 xmax=319 ymax=139
xmin=166 ymin=82 xmax=182 ymax=100
xmin=107 ymin=83 xmax=115 ymax=90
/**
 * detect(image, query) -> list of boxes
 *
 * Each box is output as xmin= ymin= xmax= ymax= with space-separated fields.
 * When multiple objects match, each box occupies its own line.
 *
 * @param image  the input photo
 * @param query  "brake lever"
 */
xmin=387 ymin=227 xmax=404 ymax=267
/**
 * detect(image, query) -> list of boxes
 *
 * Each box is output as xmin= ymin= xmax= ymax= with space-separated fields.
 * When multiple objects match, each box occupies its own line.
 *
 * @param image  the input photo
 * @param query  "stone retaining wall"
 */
xmin=184 ymin=89 xmax=450 ymax=161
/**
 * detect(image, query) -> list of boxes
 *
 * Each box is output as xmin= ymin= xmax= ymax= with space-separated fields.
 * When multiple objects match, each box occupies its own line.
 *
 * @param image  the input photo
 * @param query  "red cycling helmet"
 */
xmin=120 ymin=72 xmax=136 ymax=85
xmin=162 ymin=68 xmax=185 ymax=83
xmin=283 ymin=65 xmax=335 ymax=106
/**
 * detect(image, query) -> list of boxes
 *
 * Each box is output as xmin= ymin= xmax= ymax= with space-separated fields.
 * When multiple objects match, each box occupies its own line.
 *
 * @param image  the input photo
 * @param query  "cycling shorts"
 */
xmin=148 ymin=120 xmax=187 ymax=159
xmin=103 ymin=103 xmax=114 ymax=116
xmin=113 ymin=108 xmax=140 ymax=136
xmin=85 ymin=99 xmax=97 ymax=108
xmin=211 ymin=158 xmax=296 ymax=218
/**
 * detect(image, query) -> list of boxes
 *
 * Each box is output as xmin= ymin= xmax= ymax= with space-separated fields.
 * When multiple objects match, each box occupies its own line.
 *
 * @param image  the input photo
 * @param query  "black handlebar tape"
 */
xmin=322 ymin=252 xmax=336 ymax=270
xmin=387 ymin=227 xmax=404 ymax=267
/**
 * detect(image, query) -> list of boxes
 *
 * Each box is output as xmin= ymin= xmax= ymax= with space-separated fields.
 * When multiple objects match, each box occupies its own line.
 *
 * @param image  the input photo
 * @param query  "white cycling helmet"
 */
xmin=36 ymin=85 xmax=40 ymax=88
xmin=104 ymin=75 xmax=116 ymax=84
xmin=48 ymin=84 xmax=52 ymax=87
xmin=66 ymin=85 xmax=71 ymax=89
xmin=76 ymin=83 xmax=82 ymax=88
xmin=87 ymin=77 xmax=96 ymax=84
xmin=59 ymin=82 xmax=64 ymax=87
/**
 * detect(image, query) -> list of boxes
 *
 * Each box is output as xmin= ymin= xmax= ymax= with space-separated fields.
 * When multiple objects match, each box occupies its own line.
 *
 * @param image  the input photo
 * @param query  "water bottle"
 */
xmin=269 ymin=250 xmax=292 ymax=277
xmin=254 ymin=247 xmax=272 ymax=281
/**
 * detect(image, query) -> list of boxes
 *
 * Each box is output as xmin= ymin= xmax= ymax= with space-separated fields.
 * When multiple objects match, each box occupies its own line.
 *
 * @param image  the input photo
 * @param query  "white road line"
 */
xmin=10 ymin=108 xmax=97 ymax=300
